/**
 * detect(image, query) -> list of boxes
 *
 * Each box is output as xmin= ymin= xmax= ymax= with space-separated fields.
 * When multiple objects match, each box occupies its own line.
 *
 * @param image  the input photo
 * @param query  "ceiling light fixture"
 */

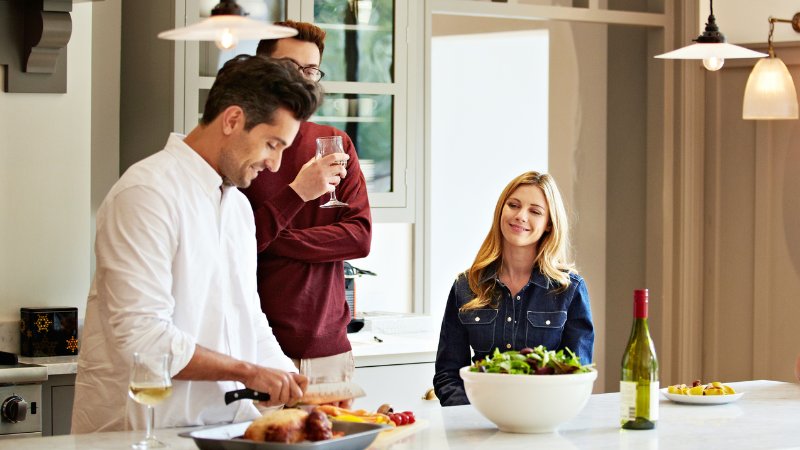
xmin=742 ymin=14 xmax=800 ymax=120
xmin=655 ymin=0 xmax=767 ymax=71
xmin=157 ymin=0 xmax=297 ymax=51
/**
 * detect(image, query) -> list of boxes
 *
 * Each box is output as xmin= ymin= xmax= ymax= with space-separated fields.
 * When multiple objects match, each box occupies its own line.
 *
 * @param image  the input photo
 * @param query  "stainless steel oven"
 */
xmin=0 ymin=360 xmax=47 ymax=439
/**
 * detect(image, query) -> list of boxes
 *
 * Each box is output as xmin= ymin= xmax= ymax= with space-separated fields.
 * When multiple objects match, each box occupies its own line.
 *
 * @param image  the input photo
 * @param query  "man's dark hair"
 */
xmin=201 ymin=55 xmax=321 ymax=130
xmin=256 ymin=20 xmax=326 ymax=57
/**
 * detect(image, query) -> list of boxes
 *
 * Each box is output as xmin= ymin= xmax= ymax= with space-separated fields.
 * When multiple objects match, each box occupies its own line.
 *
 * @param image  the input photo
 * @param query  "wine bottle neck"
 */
xmin=634 ymin=297 xmax=648 ymax=319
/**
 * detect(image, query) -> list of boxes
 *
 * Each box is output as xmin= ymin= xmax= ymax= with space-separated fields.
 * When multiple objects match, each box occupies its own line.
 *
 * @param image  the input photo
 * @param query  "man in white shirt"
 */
xmin=72 ymin=56 xmax=348 ymax=433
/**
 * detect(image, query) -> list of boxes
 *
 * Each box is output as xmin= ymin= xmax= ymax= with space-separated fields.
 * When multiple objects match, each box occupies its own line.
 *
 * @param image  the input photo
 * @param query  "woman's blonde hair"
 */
xmin=462 ymin=171 xmax=575 ymax=310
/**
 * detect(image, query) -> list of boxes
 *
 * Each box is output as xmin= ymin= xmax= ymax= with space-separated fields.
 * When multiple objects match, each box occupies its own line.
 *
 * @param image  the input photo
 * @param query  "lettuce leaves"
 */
xmin=470 ymin=345 xmax=594 ymax=375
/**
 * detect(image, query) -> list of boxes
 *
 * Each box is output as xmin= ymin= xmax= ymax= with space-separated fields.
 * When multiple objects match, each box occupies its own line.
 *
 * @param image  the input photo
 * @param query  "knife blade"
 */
xmin=299 ymin=381 xmax=366 ymax=405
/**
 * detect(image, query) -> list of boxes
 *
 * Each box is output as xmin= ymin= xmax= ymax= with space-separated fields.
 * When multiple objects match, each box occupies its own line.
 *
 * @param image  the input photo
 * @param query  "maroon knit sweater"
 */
xmin=241 ymin=122 xmax=372 ymax=358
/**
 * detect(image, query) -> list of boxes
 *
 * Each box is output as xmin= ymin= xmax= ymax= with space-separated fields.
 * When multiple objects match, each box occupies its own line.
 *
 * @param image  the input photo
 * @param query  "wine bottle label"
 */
xmin=620 ymin=381 xmax=659 ymax=421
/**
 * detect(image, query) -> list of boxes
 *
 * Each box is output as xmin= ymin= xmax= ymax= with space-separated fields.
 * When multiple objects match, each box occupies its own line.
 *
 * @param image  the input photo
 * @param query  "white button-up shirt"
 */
xmin=72 ymin=134 xmax=295 ymax=433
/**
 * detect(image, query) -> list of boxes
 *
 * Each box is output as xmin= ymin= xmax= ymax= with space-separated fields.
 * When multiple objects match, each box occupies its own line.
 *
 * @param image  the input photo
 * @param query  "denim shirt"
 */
xmin=433 ymin=268 xmax=594 ymax=406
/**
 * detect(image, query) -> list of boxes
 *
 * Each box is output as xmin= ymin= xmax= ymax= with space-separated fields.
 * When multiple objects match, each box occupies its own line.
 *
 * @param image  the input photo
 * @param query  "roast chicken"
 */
xmin=243 ymin=408 xmax=333 ymax=443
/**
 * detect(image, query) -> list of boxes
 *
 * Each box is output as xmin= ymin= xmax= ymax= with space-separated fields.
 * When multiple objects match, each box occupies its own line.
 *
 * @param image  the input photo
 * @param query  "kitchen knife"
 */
xmin=224 ymin=388 xmax=270 ymax=405
xmin=224 ymin=381 xmax=366 ymax=405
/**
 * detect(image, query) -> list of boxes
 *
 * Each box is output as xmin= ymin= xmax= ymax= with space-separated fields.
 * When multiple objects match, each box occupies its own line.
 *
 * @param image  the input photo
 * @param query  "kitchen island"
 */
xmin=7 ymin=380 xmax=799 ymax=449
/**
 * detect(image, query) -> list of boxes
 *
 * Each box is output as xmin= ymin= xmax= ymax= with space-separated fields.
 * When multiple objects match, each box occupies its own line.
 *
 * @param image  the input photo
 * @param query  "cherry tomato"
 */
xmin=391 ymin=413 xmax=406 ymax=426
xmin=402 ymin=412 xmax=415 ymax=424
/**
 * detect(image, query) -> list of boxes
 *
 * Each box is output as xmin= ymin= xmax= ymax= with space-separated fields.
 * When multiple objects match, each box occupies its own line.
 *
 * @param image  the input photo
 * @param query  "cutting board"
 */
xmin=368 ymin=419 xmax=429 ymax=448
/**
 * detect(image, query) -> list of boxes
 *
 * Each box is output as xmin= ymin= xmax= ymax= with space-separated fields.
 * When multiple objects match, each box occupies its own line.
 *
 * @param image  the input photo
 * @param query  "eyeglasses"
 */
xmin=283 ymin=58 xmax=325 ymax=82
xmin=297 ymin=64 xmax=325 ymax=82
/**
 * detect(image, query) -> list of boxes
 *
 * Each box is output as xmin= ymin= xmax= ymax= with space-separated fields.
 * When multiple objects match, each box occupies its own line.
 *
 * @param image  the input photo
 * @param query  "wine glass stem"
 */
xmin=145 ymin=405 xmax=155 ymax=441
xmin=330 ymin=188 xmax=338 ymax=203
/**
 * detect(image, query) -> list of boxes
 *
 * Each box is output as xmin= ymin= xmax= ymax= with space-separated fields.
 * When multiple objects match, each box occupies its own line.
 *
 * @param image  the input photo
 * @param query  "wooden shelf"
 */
xmin=312 ymin=115 xmax=384 ymax=123
xmin=316 ymin=23 xmax=389 ymax=32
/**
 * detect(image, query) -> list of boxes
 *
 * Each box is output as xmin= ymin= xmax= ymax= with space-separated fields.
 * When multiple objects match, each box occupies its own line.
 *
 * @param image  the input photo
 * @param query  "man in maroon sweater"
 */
xmin=242 ymin=21 xmax=372 ymax=407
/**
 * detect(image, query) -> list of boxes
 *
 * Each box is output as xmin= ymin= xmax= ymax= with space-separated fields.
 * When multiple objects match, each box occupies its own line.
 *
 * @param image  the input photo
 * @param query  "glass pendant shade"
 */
xmin=158 ymin=15 xmax=297 ymax=50
xmin=743 ymin=56 xmax=799 ymax=120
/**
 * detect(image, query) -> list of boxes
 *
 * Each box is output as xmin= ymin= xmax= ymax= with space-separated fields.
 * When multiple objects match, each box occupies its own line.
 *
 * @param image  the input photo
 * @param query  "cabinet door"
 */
xmin=41 ymin=374 xmax=76 ymax=436
xmin=352 ymin=362 xmax=434 ymax=411
xmin=51 ymin=384 xmax=75 ymax=435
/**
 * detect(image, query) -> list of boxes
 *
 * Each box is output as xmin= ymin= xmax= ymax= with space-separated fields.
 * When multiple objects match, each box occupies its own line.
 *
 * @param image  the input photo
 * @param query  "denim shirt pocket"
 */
xmin=525 ymin=311 xmax=567 ymax=349
xmin=458 ymin=309 xmax=498 ymax=353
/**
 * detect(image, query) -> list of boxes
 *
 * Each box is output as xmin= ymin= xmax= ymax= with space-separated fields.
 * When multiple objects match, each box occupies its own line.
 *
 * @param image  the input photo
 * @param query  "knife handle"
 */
xmin=224 ymin=389 xmax=271 ymax=405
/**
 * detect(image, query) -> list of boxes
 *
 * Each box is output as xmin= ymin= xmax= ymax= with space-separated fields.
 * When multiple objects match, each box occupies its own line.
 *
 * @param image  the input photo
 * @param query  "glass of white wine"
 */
xmin=316 ymin=136 xmax=349 ymax=208
xmin=129 ymin=352 xmax=173 ymax=449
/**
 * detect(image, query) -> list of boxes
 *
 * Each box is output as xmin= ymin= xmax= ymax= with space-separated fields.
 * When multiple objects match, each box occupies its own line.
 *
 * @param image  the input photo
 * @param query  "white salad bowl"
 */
xmin=460 ymin=366 xmax=597 ymax=433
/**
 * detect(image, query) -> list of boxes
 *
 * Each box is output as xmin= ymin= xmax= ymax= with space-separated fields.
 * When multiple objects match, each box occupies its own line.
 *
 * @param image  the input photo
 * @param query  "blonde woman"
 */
xmin=433 ymin=171 xmax=595 ymax=406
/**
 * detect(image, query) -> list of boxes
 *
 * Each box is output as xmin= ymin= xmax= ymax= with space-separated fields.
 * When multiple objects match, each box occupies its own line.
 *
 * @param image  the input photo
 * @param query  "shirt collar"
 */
xmin=479 ymin=262 xmax=551 ymax=289
xmin=164 ymin=133 xmax=225 ymax=196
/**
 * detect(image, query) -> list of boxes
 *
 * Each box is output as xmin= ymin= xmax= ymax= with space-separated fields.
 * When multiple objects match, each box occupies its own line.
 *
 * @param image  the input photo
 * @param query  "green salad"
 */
xmin=470 ymin=345 xmax=594 ymax=375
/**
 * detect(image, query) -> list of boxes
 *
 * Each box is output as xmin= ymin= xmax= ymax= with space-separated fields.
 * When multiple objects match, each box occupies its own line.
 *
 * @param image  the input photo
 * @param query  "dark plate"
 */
xmin=180 ymin=420 xmax=388 ymax=450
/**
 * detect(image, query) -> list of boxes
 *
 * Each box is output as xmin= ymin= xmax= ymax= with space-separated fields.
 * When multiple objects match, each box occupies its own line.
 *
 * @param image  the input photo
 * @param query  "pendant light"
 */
xmin=655 ymin=0 xmax=767 ymax=71
xmin=158 ymin=0 xmax=297 ymax=50
xmin=742 ymin=14 xmax=800 ymax=120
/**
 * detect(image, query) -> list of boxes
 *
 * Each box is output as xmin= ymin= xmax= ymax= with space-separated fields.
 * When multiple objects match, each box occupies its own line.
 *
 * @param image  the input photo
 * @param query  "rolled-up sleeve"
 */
xmin=94 ymin=186 xmax=196 ymax=375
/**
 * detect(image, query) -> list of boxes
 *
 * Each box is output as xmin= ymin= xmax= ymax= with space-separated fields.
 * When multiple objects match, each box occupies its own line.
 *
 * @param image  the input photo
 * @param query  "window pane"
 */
xmin=314 ymin=0 xmax=394 ymax=83
xmin=314 ymin=93 xmax=393 ymax=193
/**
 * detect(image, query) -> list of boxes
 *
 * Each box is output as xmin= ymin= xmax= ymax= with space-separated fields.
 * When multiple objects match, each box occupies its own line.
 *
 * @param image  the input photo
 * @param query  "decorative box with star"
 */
xmin=20 ymin=307 xmax=79 ymax=357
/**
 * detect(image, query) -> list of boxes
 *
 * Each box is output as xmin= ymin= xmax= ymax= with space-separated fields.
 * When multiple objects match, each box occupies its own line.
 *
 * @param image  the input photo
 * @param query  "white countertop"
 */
xmin=350 ymin=331 xmax=437 ymax=367
xmin=7 ymin=380 xmax=799 ymax=449
xmin=18 ymin=355 xmax=78 ymax=376
xmin=13 ymin=330 xmax=438 ymax=376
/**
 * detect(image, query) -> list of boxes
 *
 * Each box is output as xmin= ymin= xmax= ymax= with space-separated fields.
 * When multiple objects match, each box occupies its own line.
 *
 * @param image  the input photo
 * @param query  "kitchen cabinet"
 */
xmin=121 ymin=0 xmax=421 ymax=221
xmin=352 ymin=362 xmax=434 ymax=411
xmin=42 ymin=374 xmax=75 ymax=436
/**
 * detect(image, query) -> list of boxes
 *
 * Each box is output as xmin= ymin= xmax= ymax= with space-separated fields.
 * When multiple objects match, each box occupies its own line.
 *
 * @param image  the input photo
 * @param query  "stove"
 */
xmin=0 ymin=355 xmax=47 ymax=439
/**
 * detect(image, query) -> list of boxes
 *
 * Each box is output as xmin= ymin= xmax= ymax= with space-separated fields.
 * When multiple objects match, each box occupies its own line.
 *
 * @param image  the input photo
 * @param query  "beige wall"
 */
xmin=700 ymin=43 xmax=800 ymax=384
xmin=701 ymin=0 xmax=799 ymax=45
xmin=0 ymin=2 xmax=120 ymax=322
xmin=0 ymin=5 xmax=93 ymax=321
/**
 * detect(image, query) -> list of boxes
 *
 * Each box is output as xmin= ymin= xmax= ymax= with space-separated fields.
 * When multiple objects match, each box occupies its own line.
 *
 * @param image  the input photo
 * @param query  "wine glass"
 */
xmin=316 ymin=136 xmax=349 ymax=208
xmin=129 ymin=353 xmax=173 ymax=449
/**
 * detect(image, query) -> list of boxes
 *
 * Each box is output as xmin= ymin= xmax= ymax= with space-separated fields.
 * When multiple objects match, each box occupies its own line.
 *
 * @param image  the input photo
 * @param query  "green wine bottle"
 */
xmin=620 ymin=289 xmax=659 ymax=429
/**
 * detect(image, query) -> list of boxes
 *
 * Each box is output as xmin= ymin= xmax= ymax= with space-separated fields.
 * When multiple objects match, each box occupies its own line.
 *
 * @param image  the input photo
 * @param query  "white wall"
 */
xmin=348 ymin=223 xmax=414 ymax=313
xmin=701 ymin=0 xmax=799 ymax=44
xmin=0 ymin=5 xmax=94 ymax=321
xmin=429 ymin=30 xmax=550 ymax=318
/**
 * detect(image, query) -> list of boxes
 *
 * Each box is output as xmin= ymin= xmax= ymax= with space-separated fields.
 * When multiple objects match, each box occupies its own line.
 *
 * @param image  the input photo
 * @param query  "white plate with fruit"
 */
xmin=661 ymin=381 xmax=744 ymax=405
